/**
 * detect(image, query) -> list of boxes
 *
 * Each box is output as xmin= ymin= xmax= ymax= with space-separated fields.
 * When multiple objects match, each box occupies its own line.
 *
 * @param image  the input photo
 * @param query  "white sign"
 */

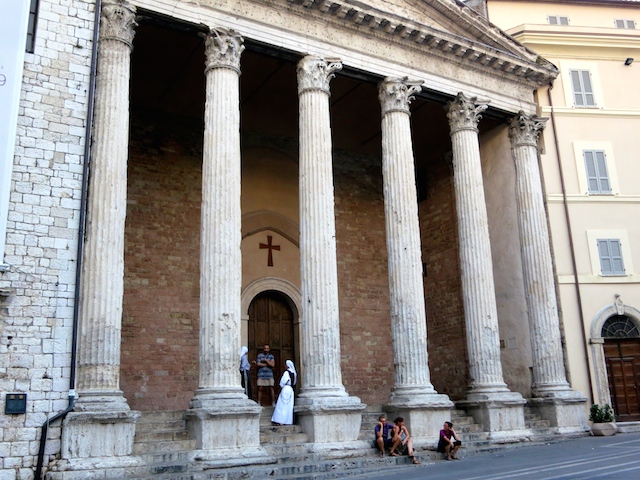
xmin=0 ymin=1 xmax=31 ymax=267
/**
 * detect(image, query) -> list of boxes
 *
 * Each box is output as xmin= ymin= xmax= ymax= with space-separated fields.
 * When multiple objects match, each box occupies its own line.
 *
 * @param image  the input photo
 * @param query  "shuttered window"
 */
xmin=548 ymin=15 xmax=569 ymax=25
xmin=570 ymin=69 xmax=596 ymax=107
xmin=598 ymin=239 xmax=625 ymax=276
xmin=615 ymin=19 xmax=636 ymax=29
xmin=583 ymin=150 xmax=611 ymax=194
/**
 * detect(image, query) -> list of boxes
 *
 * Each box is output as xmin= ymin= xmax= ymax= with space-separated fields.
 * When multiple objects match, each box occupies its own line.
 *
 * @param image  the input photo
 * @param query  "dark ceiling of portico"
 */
xmin=130 ymin=16 xmax=502 ymax=171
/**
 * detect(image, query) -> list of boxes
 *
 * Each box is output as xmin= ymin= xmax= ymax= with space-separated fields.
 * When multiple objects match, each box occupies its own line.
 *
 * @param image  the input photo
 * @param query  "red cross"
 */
xmin=259 ymin=235 xmax=280 ymax=267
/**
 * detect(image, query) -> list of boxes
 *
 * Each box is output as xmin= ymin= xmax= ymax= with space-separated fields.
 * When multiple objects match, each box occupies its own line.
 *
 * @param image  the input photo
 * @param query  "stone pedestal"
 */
xmin=385 ymin=404 xmax=452 ymax=441
xmin=457 ymin=396 xmax=528 ymax=442
xmin=296 ymin=56 xmax=364 ymax=442
xmin=296 ymin=398 xmax=365 ymax=444
xmin=528 ymin=397 xmax=590 ymax=434
xmin=187 ymin=404 xmax=271 ymax=465
xmin=49 ymin=411 xmax=143 ymax=479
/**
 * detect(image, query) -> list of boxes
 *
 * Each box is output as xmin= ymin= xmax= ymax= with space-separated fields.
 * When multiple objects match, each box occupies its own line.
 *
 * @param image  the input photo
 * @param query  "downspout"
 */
xmin=546 ymin=83 xmax=594 ymax=404
xmin=34 ymin=0 xmax=101 ymax=477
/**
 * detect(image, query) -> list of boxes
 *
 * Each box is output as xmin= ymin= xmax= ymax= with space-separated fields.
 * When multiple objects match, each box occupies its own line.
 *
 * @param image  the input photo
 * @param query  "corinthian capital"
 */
xmin=379 ymin=77 xmax=423 ymax=116
xmin=204 ymin=29 xmax=245 ymax=74
xmin=446 ymin=93 xmax=489 ymax=134
xmin=297 ymin=56 xmax=342 ymax=95
xmin=100 ymin=0 xmax=137 ymax=48
xmin=508 ymin=111 xmax=548 ymax=147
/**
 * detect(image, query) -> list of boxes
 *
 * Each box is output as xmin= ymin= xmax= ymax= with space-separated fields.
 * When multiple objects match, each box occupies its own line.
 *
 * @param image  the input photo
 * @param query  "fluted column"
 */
xmin=186 ymin=29 xmax=265 ymax=456
xmin=446 ymin=93 xmax=511 ymax=398
xmin=379 ymin=78 xmax=448 ymax=405
xmin=76 ymin=0 xmax=137 ymax=411
xmin=508 ymin=112 xmax=573 ymax=396
xmin=192 ymin=28 xmax=245 ymax=406
xmin=295 ymin=56 xmax=363 ymax=443
xmin=297 ymin=56 xmax=348 ymax=398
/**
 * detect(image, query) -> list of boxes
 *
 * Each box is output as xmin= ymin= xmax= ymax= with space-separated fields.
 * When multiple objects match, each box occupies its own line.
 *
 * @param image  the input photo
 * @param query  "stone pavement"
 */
xmin=355 ymin=431 xmax=640 ymax=480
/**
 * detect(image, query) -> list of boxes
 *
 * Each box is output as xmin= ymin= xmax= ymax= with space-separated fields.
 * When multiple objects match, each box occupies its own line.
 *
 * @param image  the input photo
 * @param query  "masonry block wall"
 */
xmin=0 ymin=1 xmax=95 ymax=477
xmin=121 ymin=109 xmax=202 ymax=412
xmin=420 ymin=158 xmax=469 ymax=401
xmin=334 ymin=151 xmax=393 ymax=406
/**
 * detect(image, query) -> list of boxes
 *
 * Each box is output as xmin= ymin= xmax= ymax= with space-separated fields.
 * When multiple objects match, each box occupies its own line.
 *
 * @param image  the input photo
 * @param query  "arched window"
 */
xmin=601 ymin=315 xmax=640 ymax=338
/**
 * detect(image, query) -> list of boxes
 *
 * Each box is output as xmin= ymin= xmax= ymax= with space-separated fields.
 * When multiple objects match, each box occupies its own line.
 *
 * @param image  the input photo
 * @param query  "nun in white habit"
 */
xmin=271 ymin=360 xmax=296 ymax=425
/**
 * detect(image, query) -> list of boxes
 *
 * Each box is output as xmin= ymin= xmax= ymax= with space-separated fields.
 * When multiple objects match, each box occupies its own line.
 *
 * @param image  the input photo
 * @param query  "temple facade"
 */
xmin=1 ymin=1 xmax=591 ymax=478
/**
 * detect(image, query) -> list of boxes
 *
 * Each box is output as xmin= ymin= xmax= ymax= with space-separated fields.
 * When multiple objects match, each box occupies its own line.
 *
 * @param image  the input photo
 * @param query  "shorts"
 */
xmin=257 ymin=378 xmax=274 ymax=387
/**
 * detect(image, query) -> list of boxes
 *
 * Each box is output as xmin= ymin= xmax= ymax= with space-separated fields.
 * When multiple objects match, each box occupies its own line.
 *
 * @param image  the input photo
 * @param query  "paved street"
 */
xmin=359 ymin=432 xmax=640 ymax=480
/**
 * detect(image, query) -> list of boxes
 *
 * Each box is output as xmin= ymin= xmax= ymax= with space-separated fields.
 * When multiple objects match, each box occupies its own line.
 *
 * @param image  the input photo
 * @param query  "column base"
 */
xmin=47 ymin=410 xmax=143 ymax=479
xmin=385 ymin=400 xmax=453 ymax=441
xmin=295 ymin=395 xmax=366 ymax=443
xmin=187 ymin=395 xmax=270 ymax=461
xmin=527 ymin=393 xmax=590 ymax=434
xmin=457 ymin=391 xmax=528 ymax=440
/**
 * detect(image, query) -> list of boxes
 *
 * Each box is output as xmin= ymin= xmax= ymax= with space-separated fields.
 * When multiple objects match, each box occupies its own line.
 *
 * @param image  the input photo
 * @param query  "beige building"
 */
xmin=475 ymin=0 xmax=640 ymax=423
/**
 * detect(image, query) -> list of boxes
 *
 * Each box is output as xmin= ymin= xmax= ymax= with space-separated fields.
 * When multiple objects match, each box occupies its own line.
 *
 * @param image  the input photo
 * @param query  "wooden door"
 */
xmin=604 ymin=339 xmax=640 ymax=421
xmin=248 ymin=291 xmax=295 ymax=406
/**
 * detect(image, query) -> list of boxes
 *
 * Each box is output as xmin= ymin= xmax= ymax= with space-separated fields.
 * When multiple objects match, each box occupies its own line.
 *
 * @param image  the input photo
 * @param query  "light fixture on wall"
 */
xmin=624 ymin=58 xmax=634 ymax=66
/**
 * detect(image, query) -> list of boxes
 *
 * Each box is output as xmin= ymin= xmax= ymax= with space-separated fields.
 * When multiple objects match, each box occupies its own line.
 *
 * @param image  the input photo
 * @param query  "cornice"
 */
xmin=283 ymin=0 xmax=558 ymax=85
xmin=540 ymin=106 xmax=640 ymax=119
xmin=547 ymin=193 xmax=640 ymax=204
xmin=507 ymin=24 xmax=640 ymax=51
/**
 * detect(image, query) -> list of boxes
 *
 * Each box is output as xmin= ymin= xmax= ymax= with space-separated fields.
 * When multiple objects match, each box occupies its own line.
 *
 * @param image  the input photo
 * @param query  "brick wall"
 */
xmin=121 ymin=109 xmax=202 ymax=412
xmin=334 ymin=151 xmax=393 ymax=405
xmin=0 ymin=1 xmax=95 ymax=477
xmin=420 ymin=158 xmax=469 ymax=401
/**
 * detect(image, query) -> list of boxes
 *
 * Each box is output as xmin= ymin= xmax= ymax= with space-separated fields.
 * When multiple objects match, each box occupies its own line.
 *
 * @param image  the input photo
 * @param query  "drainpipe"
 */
xmin=34 ymin=0 xmax=101 ymax=477
xmin=546 ymin=83 xmax=594 ymax=404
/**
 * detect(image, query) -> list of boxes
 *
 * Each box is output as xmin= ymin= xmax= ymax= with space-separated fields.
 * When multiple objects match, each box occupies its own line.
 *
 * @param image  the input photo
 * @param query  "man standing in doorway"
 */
xmin=254 ymin=344 xmax=276 ymax=406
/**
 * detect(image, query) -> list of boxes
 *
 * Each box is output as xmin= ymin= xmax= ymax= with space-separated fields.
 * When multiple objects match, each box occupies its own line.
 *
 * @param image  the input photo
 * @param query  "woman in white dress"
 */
xmin=271 ymin=360 xmax=296 ymax=425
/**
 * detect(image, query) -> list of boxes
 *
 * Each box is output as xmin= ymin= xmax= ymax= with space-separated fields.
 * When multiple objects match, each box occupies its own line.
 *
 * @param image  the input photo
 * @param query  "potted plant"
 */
xmin=589 ymin=404 xmax=617 ymax=436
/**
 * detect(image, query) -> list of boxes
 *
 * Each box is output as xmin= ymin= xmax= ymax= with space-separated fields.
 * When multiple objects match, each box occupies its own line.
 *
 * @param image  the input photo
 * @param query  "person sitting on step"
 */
xmin=437 ymin=421 xmax=462 ymax=460
xmin=390 ymin=417 xmax=420 ymax=464
xmin=374 ymin=414 xmax=397 ymax=458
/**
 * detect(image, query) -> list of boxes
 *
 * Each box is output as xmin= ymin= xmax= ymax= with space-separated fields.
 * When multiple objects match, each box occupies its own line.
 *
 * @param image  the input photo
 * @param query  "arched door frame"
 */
xmin=241 ymin=277 xmax=302 ymax=389
xmin=589 ymin=297 xmax=640 ymax=406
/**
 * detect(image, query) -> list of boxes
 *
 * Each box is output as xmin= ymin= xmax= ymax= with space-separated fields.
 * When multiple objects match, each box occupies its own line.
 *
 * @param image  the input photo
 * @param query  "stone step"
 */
xmin=526 ymin=419 xmax=551 ymax=428
xmin=261 ymin=424 xmax=303 ymax=435
xmin=136 ymin=410 xmax=186 ymax=423
xmin=132 ymin=439 xmax=196 ymax=455
xmin=134 ymin=430 xmax=191 ymax=443
xmin=135 ymin=419 xmax=186 ymax=433
xmin=261 ymin=432 xmax=310 ymax=444
xmin=136 ymin=448 xmax=197 ymax=466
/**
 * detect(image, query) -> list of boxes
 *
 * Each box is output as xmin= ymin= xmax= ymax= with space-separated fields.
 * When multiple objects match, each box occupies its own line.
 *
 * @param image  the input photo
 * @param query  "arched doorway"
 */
xmin=248 ymin=290 xmax=296 ymax=406
xmin=602 ymin=315 xmax=640 ymax=421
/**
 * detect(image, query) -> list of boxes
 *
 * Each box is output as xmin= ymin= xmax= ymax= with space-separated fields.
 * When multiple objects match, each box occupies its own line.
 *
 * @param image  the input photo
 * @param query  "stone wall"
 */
xmin=0 ymin=1 xmax=95 ymax=477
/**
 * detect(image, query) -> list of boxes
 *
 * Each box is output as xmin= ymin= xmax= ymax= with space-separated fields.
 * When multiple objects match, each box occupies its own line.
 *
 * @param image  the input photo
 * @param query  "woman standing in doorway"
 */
xmin=271 ymin=360 xmax=296 ymax=425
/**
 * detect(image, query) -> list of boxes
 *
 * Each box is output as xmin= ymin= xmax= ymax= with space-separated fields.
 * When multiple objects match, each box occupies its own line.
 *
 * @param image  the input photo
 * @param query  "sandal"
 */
xmin=390 ymin=452 xmax=399 ymax=457
xmin=412 ymin=458 xmax=421 ymax=464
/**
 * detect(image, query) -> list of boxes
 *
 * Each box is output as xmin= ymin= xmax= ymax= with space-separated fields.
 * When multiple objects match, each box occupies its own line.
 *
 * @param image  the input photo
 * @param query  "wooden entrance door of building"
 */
xmin=604 ymin=338 xmax=640 ymax=421
xmin=248 ymin=291 xmax=295 ymax=406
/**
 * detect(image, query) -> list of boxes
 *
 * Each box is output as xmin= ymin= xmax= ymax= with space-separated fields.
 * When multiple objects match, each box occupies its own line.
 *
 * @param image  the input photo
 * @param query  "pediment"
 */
xmin=282 ymin=0 xmax=557 ymax=84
